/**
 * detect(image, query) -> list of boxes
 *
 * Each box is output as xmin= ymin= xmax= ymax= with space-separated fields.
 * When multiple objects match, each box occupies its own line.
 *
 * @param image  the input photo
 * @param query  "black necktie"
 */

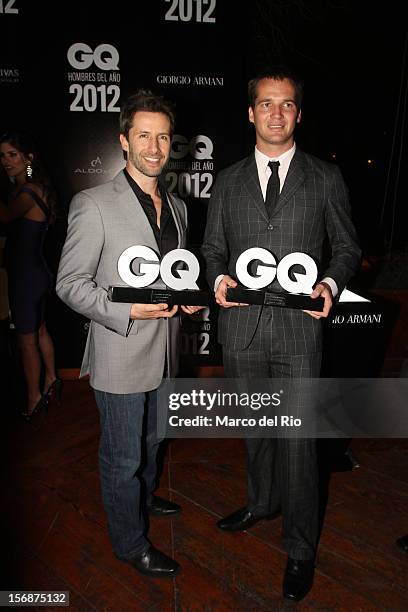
xmin=265 ymin=161 xmax=280 ymax=219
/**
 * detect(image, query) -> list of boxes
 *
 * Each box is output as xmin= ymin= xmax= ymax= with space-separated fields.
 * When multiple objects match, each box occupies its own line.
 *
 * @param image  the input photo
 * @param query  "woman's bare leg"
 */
xmin=18 ymin=331 xmax=42 ymax=414
xmin=38 ymin=322 xmax=57 ymax=392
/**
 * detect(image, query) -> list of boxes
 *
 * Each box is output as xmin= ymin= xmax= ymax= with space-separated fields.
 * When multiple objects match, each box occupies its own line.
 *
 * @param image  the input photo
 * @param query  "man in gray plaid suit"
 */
xmin=201 ymin=67 xmax=361 ymax=602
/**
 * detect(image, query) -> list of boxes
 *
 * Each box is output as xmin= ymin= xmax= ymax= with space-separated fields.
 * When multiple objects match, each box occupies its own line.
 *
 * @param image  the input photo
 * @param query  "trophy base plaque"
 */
xmin=108 ymin=286 xmax=209 ymax=306
xmin=226 ymin=287 xmax=324 ymax=311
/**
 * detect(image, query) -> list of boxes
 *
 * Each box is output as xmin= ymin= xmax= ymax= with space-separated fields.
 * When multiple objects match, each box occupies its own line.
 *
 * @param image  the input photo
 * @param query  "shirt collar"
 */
xmin=255 ymin=143 xmax=296 ymax=171
xmin=123 ymin=168 xmax=168 ymax=207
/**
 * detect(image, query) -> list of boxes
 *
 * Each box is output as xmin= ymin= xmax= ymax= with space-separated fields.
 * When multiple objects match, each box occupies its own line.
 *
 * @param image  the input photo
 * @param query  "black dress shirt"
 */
xmin=124 ymin=169 xmax=178 ymax=256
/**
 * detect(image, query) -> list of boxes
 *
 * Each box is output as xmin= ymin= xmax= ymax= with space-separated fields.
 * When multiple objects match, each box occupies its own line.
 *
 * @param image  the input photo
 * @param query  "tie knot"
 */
xmin=268 ymin=160 xmax=280 ymax=174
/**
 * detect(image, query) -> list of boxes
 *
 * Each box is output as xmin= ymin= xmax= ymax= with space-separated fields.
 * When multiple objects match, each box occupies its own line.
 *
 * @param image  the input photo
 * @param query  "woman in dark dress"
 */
xmin=0 ymin=131 xmax=61 ymax=419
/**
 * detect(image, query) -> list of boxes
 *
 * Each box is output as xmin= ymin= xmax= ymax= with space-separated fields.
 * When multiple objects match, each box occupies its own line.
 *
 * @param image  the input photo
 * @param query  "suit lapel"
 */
xmin=241 ymin=150 xmax=307 ymax=220
xmin=273 ymin=148 xmax=306 ymax=216
xmin=242 ymin=154 xmax=269 ymax=221
xmin=167 ymin=192 xmax=184 ymax=248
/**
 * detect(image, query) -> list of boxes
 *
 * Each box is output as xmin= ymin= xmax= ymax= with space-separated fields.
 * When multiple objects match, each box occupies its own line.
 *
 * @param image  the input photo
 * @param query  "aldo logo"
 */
xmin=117 ymin=246 xmax=200 ymax=290
xmin=236 ymin=248 xmax=318 ymax=294
xmin=67 ymin=43 xmax=120 ymax=71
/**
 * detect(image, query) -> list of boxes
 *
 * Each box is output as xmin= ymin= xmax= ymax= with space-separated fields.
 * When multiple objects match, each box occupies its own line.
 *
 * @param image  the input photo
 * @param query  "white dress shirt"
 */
xmin=255 ymin=143 xmax=296 ymax=199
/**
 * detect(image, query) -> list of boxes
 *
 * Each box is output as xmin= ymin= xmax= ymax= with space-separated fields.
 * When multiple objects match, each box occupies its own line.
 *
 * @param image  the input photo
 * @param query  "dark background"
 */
xmin=1 ymin=0 xmax=407 ymax=373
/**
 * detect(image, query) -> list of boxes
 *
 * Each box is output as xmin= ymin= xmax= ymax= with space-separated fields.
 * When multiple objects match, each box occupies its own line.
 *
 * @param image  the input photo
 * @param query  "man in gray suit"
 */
xmin=57 ymin=90 xmax=201 ymax=578
xmin=202 ymin=67 xmax=361 ymax=601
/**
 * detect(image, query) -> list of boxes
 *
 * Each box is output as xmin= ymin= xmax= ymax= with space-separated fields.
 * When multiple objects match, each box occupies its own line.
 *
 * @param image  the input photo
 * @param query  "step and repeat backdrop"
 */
xmin=1 ymin=1 xmax=402 ymax=376
xmin=1 ymin=0 xmax=253 ymax=370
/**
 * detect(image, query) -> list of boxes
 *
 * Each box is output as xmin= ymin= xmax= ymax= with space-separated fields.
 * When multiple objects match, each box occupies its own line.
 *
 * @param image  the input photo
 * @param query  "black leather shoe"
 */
xmin=396 ymin=535 xmax=408 ymax=553
xmin=148 ymin=495 xmax=181 ymax=517
xmin=283 ymin=557 xmax=315 ymax=602
xmin=121 ymin=545 xmax=180 ymax=577
xmin=217 ymin=507 xmax=279 ymax=532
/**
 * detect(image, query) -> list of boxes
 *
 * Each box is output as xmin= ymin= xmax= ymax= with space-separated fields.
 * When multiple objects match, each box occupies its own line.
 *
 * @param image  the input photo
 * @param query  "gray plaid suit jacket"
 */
xmin=56 ymin=170 xmax=187 ymax=394
xmin=202 ymin=148 xmax=361 ymax=353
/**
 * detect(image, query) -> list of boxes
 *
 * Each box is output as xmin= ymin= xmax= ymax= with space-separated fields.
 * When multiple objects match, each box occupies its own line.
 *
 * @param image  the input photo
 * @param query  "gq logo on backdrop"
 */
xmin=67 ymin=43 xmax=119 ymax=71
xmin=164 ymin=0 xmax=216 ymax=22
xmin=0 ymin=0 xmax=18 ymax=13
xmin=166 ymin=134 xmax=214 ymax=199
xmin=66 ymin=43 xmax=121 ymax=113
xmin=171 ymin=135 xmax=213 ymax=160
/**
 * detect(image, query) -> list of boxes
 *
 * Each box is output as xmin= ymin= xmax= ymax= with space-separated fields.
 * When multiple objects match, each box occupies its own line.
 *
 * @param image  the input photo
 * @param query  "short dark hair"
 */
xmin=119 ymin=89 xmax=175 ymax=138
xmin=248 ymin=66 xmax=304 ymax=109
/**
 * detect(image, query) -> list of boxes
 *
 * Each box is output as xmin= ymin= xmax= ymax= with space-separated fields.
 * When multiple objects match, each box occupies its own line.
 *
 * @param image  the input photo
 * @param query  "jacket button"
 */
xmin=267 ymin=223 xmax=274 ymax=230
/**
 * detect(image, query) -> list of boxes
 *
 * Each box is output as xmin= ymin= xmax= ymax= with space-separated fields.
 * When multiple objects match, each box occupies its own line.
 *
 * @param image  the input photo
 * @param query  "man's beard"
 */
xmin=129 ymin=153 xmax=166 ymax=178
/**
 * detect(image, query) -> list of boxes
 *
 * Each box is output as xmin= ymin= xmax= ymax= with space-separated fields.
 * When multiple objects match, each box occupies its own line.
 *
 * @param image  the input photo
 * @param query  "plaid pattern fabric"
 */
xmin=202 ymin=149 xmax=361 ymax=351
xmin=202 ymin=148 xmax=361 ymax=559
xmin=223 ymin=308 xmax=322 ymax=559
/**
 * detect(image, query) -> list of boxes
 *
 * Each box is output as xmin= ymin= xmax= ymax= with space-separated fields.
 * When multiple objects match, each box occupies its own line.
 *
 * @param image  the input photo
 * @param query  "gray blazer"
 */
xmin=56 ymin=170 xmax=187 ymax=393
xmin=201 ymin=149 xmax=361 ymax=353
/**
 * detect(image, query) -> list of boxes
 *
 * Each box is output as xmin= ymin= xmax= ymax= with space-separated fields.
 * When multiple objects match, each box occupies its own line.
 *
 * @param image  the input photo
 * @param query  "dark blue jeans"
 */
xmin=94 ymin=388 xmax=161 ymax=558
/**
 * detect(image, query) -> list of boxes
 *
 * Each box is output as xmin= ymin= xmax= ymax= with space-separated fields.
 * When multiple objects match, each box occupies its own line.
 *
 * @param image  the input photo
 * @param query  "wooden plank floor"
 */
xmin=1 ymin=380 xmax=408 ymax=611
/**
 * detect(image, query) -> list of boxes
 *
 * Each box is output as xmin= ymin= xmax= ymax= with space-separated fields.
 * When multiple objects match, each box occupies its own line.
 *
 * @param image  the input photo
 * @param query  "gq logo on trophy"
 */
xmin=108 ymin=246 xmax=209 ymax=306
xmin=226 ymin=248 xmax=324 ymax=311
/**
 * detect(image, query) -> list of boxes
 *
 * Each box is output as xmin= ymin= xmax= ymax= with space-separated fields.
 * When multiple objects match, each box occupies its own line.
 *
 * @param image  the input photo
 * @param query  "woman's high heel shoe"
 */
xmin=21 ymin=395 xmax=49 ymax=422
xmin=44 ymin=378 xmax=63 ymax=405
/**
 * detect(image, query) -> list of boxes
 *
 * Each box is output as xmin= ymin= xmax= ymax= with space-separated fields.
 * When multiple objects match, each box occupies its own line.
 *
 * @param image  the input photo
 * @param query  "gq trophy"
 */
xmin=108 ymin=245 xmax=209 ymax=306
xmin=225 ymin=248 xmax=324 ymax=312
